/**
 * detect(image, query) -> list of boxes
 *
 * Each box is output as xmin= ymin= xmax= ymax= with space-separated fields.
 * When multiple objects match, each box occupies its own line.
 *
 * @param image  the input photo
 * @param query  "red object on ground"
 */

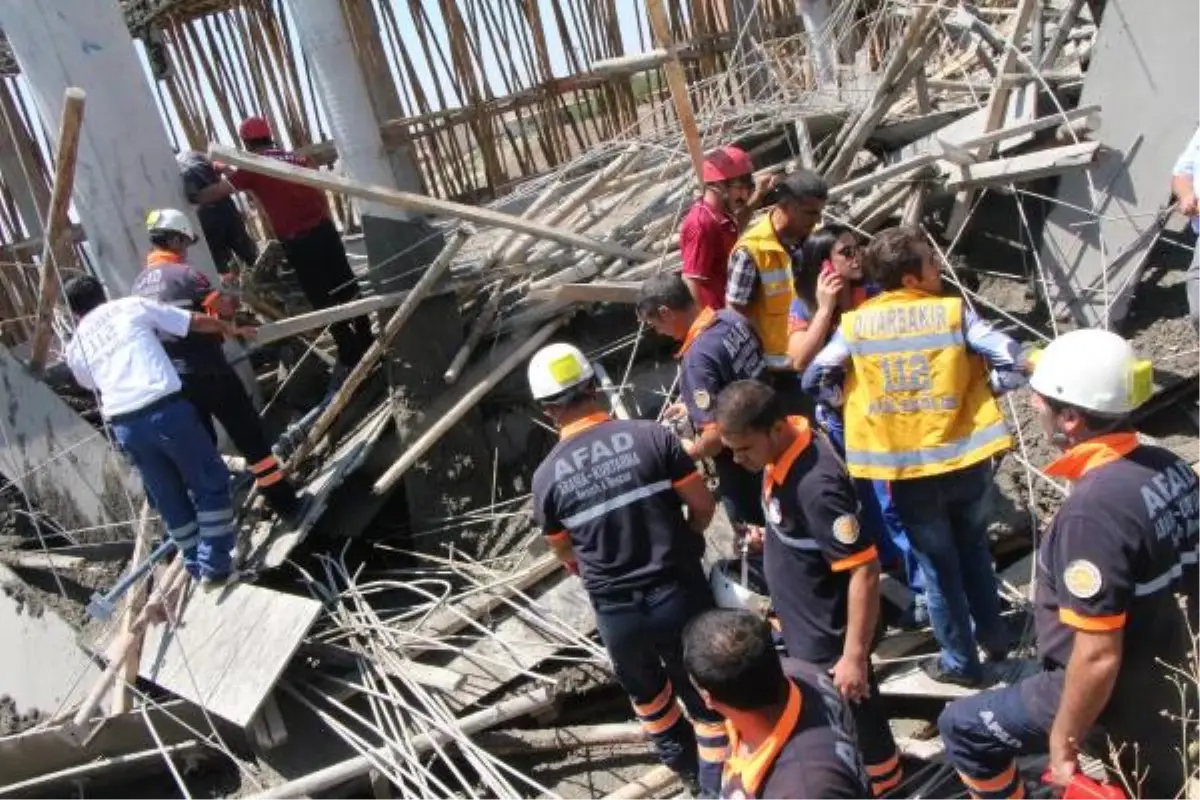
xmin=1041 ymin=770 xmax=1128 ymax=799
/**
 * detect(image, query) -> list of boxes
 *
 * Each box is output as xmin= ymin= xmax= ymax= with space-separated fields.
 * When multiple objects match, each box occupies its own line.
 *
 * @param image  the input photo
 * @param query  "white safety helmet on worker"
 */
xmin=528 ymin=342 xmax=596 ymax=402
xmin=145 ymin=208 xmax=198 ymax=243
xmin=1028 ymin=328 xmax=1153 ymax=416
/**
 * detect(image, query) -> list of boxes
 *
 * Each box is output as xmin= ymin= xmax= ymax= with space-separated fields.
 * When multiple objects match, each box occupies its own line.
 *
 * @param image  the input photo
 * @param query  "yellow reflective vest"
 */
xmin=733 ymin=214 xmax=795 ymax=368
xmin=839 ymin=289 xmax=1011 ymax=480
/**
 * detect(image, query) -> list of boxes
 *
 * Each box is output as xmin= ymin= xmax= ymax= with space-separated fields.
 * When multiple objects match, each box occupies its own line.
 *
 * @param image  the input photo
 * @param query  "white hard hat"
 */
xmin=709 ymin=561 xmax=770 ymax=615
xmin=1029 ymin=328 xmax=1153 ymax=416
xmin=146 ymin=208 xmax=197 ymax=243
xmin=528 ymin=342 xmax=596 ymax=401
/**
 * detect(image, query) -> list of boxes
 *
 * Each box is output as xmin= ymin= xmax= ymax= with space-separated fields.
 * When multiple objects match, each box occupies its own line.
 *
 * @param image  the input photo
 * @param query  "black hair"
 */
xmin=683 ymin=609 xmax=788 ymax=710
xmin=775 ymin=168 xmax=829 ymax=204
xmin=795 ymin=223 xmax=855 ymax=313
xmin=149 ymin=231 xmax=184 ymax=250
xmin=64 ymin=275 xmax=107 ymax=317
xmin=242 ymin=137 xmax=274 ymax=151
xmin=715 ymin=380 xmax=784 ymax=435
xmin=863 ymin=227 xmax=928 ymax=290
xmin=636 ymin=272 xmax=695 ymax=320
xmin=1041 ymin=395 xmax=1134 ymax=435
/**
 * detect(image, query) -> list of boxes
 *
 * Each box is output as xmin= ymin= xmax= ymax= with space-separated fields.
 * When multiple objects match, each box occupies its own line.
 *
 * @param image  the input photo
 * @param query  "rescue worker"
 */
xmin=715 ymin=380 xmax=903 ymax=797
xmin=1170 ymin=124 xmax=1200 ymax=330
xmin=528 ymin=342 xmax=726 ymax=797
xmin=682 ymin=608 xmax=870 ymax=799
xmin=680 ymin=146 xmax=773 ymax=310
xmin=803 ymin=227 xmax=1023 ymax=687
xmin=64 ymin=275 xmax=250 ymax=582
xmin=789 ymin=225 xmax=926 ymax=625
xmin=132 ymin=209 xmax=302 ymax=521
xmin=939 ymin=328 xmax=1199 ymax=799
xmin=636 ymin=272 xmax=767 ymax=531
xmin=177 ymin=150 xmax=258 ymax=283
xmin=193 ymin=116 xmax=372 ymax=371
xmin=725 ymin=169 xmax=827 ymax=411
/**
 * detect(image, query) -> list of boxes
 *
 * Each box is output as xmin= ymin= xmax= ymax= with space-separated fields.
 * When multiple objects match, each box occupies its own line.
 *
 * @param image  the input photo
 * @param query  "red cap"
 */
xmin=702 ymin=145 xmax=754 ymax=184
xmin=238 ymin=116 xmax=271 ymax=141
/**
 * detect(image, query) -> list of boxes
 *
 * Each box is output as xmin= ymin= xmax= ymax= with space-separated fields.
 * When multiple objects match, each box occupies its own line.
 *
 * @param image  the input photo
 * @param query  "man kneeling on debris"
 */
xmin=715 ymin=379 xmax=903 ymax=797
xmin=683 ymin=608 xmax=870 ymax=799
xmin=939 ymin=329 xmax=1199 ymax=800
xmin=64 ymin=275 xmax=251 ymax=582
xmin=636 ymin=272 xmax=767 ymax=537
xmin=132 ymin=208 xmax=303 ymax=523
xmin=528 ymin=342 xmax=727 ymax=797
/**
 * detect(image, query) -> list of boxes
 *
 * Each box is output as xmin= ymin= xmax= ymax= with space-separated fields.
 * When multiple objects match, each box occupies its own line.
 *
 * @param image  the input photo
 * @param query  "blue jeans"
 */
xmin=111 ymin=397 xmax=237 ymax=579
xmin=890 ymin=461 xmax=1005 ymax=678
xmin=592 ymin=570 xmax=725 ymax=797
xmin=818 ymin=405 xmax=925 ymax=595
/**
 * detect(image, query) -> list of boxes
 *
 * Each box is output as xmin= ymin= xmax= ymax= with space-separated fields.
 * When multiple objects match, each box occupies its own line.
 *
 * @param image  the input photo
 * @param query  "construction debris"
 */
xmin=0 ymin=1 xmax=1196 ymax=798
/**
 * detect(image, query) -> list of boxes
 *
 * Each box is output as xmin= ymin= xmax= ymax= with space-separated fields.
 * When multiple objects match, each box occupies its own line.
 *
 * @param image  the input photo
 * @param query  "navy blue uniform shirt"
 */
xmin=1036 ymin=436 xmax=1198 ymax=704
xmin=762 ymin=418 xmax=880 ymax=667
xmin=532 ymin=413 xmax=705 ymax=597
xmin=721 ymin=657 xmax=870 ymax=799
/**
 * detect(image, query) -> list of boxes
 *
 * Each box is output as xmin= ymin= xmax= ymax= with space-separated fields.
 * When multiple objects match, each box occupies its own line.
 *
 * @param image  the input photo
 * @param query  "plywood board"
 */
xmin=1039 ymin=0 xmax=1199 ymax=326
xmin=140 ymin=583 xmax=321 ymax=727
xmin=0 ymin=346 xmax=143 ymax=533
xmin=435 ymin=574 xmax=597 ymax=711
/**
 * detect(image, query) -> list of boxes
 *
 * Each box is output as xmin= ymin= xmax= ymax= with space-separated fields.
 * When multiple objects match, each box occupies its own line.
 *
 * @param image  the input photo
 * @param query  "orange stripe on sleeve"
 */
xmin=673 ymin=470 xmax=702 ymax=488
xmin=545 ymin=530 xmax=569 ymax=544
xmin=831 ymin=545 xmax=879 ymax=573
xmin=1059 ymin=608 xmax=1126 ymax=631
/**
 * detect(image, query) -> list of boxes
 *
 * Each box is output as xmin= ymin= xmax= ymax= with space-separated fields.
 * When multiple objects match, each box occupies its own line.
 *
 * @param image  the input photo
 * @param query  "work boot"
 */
xmin=921 ymin=657 xmax=988 ymax=689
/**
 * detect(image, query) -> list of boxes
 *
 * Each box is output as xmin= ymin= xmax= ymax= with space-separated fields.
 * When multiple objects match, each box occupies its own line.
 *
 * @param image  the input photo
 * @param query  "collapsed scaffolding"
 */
xmin=0 ymin=0 xmax=1196 ymax=797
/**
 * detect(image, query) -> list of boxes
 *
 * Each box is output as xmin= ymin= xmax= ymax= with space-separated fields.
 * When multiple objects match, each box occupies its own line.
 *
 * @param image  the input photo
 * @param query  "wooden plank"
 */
xmin=939 ymin=104 xmax=1100 ymax=155
xmin=139 ymin=583 xmax=322 ymax=727
xmin=28 ymin=88 xmax=85 ymax=373
xmin=209 ymin=144 xmax=652 ymax=264
xmin=435 ymin=573 xmax=596 ymax=711
xmin=526 ymin=281 xmax=642 ymax=305
xmin=253 ymin=291 xmax=415 ymax=347
xmin=829 ymin=153 xmax=938 ymax=201
xmin=0 ymin=344 xmax=143 ymax=533
xmin=645 ymin=0 xmax=705 ymax=183
xmin=0 ymin=699 xmax=207 ymax=788
xmin=942 ymin=141 xmax=1100 ymax=190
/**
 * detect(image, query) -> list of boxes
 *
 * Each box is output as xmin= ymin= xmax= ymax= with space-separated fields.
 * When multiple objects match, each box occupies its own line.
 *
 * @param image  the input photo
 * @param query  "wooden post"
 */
xmin=645 ymin=0 xmax=706 ymax=184
xmin=28 ymin=88 xmax=85 ymax=374
xmin=109 ymin=501 xmax=153 ymax=716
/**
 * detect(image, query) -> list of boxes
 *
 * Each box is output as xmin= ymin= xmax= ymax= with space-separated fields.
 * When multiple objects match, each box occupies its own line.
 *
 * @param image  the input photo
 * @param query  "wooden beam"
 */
xmin=590 ymin=49 xmax=669 ymax=75
xmin=28 ymin=87 xmax=84 ymax=373
xmin=475 ymin=723 xmax=645 ymax=755
xmin=939 ymin=103 xmax=1100 ymax=154
xmin=942 ymin=141 xmax=1100 ymax=190
xmin=209 ymin=144 xmax=651 ymax=264
xmin=645 ymin=0 xmax=706 ymax=183
xmin=253 ymin=290 xmax=418 ymax=347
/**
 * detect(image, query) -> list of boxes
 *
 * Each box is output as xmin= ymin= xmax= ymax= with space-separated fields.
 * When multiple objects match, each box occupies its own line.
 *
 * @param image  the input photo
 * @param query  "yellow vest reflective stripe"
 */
xmin=734 ymin=214 xmax=794 ymax=367
xmin=840 ymin=290 xmax=1011 ymax=480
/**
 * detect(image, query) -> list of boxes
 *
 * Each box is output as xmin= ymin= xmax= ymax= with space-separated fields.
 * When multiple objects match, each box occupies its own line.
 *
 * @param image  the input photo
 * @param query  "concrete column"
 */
xmin=0 ymin=0 xmax=216 ymax=295
xmin=798 ymin=0 xmax=838 ymax=91
xmin=286 ymin=0 xmax=490 ymax=537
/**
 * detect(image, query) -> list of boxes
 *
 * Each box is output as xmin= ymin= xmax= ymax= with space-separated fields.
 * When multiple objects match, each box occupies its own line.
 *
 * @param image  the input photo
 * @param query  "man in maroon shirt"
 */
xmin=680 ymin=146 xmax=772 ymax=310
xmin=196 ymin=116 xmax=372 ymax=371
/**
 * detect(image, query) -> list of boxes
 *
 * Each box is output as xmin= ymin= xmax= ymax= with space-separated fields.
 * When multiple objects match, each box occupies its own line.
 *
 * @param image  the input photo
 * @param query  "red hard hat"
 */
xmin=238 ymin=116 xmax=271 ymax=141
xmin=702 ymin=145 xmax=754 ymax=184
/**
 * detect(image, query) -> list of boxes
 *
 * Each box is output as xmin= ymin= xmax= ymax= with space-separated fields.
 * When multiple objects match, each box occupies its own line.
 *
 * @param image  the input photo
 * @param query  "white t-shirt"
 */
xmin=65 ymin=296 xmax=193 ymax=419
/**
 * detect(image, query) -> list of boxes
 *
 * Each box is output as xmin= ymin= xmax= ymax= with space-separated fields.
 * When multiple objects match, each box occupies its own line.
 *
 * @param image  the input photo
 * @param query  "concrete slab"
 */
xmin=0 ymin=345 xmax=143 ymax=534
xmin=1038 ymin=0 xmax=1199 ymax=327
xmin=0 ymin=564 xmax=101 ymax=726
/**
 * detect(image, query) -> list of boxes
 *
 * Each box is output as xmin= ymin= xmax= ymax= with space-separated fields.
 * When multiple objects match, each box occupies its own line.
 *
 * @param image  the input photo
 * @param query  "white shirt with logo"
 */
xmin=66 ymin=296 xmax=192 ymax=419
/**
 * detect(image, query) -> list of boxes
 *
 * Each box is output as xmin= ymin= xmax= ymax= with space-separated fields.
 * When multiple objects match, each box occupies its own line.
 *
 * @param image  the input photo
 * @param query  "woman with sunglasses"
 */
xmin=788 ymin=225 xmax=928 ymax=626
